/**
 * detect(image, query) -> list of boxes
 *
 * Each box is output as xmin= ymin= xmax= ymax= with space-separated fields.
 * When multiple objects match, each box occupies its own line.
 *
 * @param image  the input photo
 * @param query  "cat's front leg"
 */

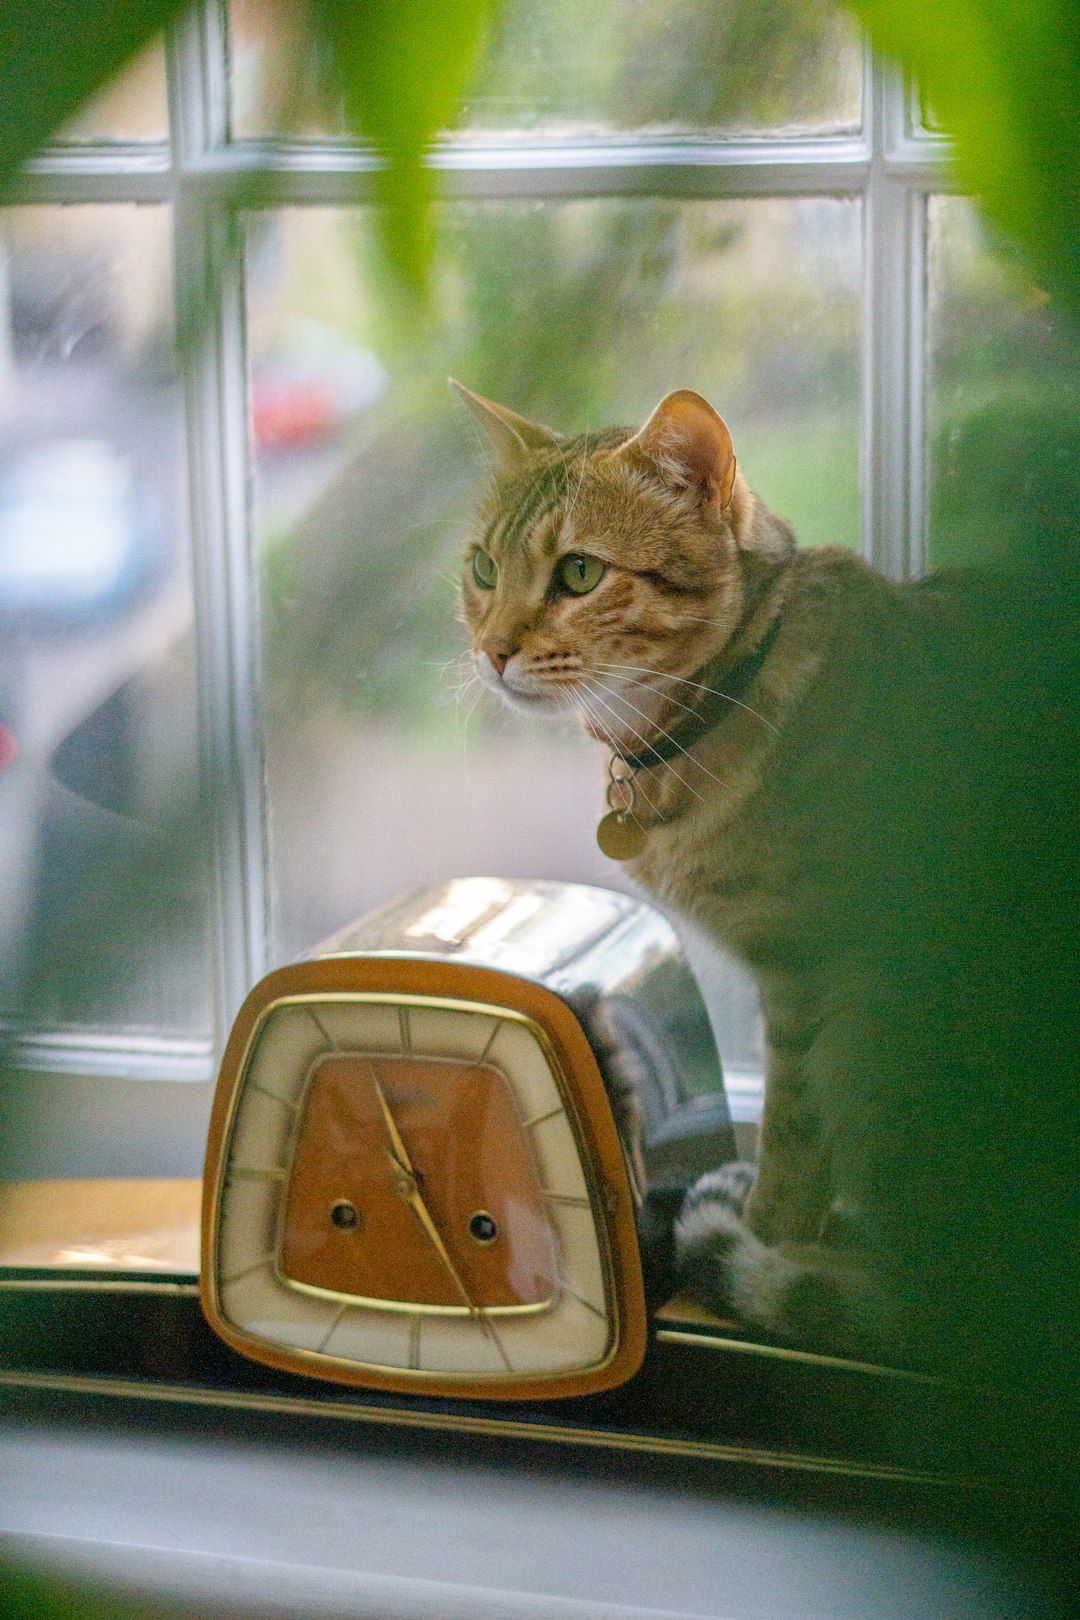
xmin=742 ymin=985 xmax=830 ymax=1245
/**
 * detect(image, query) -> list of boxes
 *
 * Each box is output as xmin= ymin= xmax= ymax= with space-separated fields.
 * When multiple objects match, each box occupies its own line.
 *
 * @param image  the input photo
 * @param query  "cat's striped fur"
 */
xmin=454 ymin=381 xmax=1078 ymax=1376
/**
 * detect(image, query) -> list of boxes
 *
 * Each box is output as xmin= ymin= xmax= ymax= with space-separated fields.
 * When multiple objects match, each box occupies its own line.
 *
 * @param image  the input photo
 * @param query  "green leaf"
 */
xmin=844 ymin=0 xmax=1080 ymax=318
xmin=316 ymin=0 xmax=501 ymax=294
xmin=0 ymin=0 xmax=177 ymax=193
xmin=0 ymin=0 xmax=497 ymax=296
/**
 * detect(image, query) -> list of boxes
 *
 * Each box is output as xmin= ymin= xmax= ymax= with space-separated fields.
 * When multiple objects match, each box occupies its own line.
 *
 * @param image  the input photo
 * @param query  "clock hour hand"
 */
xmin=378 ymin=1142 xmax=487 ymax=1321
xmin=390 ymin=1153 xmax=476 ymax=1304
xmin=369 ymin=1071 xmax=416 ymax=1177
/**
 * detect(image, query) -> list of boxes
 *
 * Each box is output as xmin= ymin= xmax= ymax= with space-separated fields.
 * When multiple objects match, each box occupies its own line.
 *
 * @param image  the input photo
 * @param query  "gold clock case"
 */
xmin=201 ymin=946 xmax=649 ymax=1401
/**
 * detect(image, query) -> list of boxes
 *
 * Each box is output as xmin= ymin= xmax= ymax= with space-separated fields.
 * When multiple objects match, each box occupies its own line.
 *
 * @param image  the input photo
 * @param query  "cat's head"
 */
xmin=454 ymin=382 xmax=794 ymax=747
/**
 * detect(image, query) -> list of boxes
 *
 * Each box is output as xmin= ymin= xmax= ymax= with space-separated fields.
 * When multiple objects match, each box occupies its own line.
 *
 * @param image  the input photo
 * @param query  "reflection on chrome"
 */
xmin=326 ymin=878 xmax=734 ymax=1178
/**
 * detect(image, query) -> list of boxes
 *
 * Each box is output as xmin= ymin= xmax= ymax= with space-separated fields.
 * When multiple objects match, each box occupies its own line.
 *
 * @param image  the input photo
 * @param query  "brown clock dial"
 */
xmin=279 ymin=1053 xmax=559 ymax=1312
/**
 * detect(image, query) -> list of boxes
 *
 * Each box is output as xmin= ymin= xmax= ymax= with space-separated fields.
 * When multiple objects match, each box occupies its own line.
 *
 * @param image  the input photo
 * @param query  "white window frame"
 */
xmin=8 ymin=0 xmax=953 ymax=1086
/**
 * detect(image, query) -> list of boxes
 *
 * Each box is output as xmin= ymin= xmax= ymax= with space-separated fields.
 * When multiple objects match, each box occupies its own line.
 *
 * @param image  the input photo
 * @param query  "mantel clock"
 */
xmin=201 ymin=878 xmax=732 ymax=1400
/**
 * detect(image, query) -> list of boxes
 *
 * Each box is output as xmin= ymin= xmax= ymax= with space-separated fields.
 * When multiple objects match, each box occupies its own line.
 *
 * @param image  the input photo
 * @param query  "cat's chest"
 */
xmin=627 ymin=774 xmax=811 ymax=943
xmin=619 ymin=655 xmax=876 ymax=952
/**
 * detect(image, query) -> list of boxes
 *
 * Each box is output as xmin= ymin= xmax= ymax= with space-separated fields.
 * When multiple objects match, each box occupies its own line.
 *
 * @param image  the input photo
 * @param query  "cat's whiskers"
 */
xmin=573 ymin=687 xmax=661 ymax=826
xmin=585 ymin=676 xmax=732 ymax=796
xmin=579 ymin=683 xmax=698 ymax=817
xmin=595 ymin=660 xmax=779 ymax=735
xmin=578 ymin=680 xmax=708 ymax=805
xmin=457 ymin=681 xmax=485 ymax=765
xmin=428 ymin=649 xmax=474 ymax=682
xmin=435 ymin=651 xmax=483 ymax=709
xmin=597 ymin=668 xmax=715 ymax=725
xmin=449 ymin=672 xmax=482 ymax=707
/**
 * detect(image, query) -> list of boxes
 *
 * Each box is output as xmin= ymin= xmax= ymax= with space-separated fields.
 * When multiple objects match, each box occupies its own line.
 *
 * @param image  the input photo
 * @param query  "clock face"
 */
xmin=203 ymin=972 xmax=644 ymax=1398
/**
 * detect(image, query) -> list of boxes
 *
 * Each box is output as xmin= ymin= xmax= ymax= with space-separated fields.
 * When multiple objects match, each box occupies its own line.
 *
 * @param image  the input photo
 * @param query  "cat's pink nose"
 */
xmin=480 ymin=641 xmax=512 ymax=677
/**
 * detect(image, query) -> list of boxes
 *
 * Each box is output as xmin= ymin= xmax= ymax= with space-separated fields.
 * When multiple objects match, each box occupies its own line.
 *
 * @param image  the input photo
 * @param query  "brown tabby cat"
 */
xmin=452 ymin=380 xmax=1078 ymax=1382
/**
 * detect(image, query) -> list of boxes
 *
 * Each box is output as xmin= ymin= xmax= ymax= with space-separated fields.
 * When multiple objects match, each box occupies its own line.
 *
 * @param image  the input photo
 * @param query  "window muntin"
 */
xmin=0 ymin=204 xmax=211 ymax=1038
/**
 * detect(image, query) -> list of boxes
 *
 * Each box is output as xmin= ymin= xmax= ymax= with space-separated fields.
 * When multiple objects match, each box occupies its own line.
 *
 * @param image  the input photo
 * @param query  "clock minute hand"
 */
xmin=378 ymin=1144 xmax=493 ymax=1329
xmin=405 ymin=1181 xmax=511 ymax=1371
xmin=369 ymin=1071 xmax=478 ymax=1306
xmin=395 ymin=1158 xmax=478 ymax=1306
xmin=368 ymin=1071 xmax=510 ymax=1369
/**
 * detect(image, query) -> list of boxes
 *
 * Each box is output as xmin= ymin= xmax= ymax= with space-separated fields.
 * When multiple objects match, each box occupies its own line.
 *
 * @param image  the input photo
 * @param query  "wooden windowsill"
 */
xmin=0 ymin=1178 xmax=200 ymax=1273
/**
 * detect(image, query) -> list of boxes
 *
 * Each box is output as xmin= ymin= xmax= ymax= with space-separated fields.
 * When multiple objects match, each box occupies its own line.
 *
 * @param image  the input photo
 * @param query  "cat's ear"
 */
xmin=620 ymin=389 xmax=737 ymax=516
xmin=450 ymin=379 xmax=562 ymax=473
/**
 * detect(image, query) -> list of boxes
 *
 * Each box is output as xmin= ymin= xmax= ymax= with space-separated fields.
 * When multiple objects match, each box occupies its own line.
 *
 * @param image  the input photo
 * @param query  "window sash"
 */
xmin=2 ymin=1 xmax=952 ymax=1081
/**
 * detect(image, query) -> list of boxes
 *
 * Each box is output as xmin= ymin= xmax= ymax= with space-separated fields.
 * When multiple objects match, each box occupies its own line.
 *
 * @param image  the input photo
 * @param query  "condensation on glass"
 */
xmin=925 ymin=196 xmax=1078 ymax=572
xmin=54 ymin=39 xmax=169 ymax=144
xmin=246 ymin=196 xmax=861 ymax=1079
xmin=229 ymin=0 xmax=862 ymax=141
xmin=0 ymin=207 xmax=211 ymax=1035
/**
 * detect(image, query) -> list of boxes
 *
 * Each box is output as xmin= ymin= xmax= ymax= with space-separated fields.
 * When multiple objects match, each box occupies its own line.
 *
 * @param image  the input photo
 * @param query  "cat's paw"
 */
xmin=679 ymin=1160 xmax=756 ymax=1225
xmin=675 ymin=1165 xmax=894 ymax=1358
xmin=673 ymin=1161 xmax=758 ymax=1316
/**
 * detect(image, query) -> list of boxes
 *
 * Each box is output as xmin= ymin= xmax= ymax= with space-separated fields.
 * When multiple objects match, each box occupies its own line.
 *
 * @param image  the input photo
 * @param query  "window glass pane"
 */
xmin=461 ymin=0 xmax=862 ymax=137
xmin=0 ymin=207 xmax=211 ymax=1036
xmin=54 ymin=39 xmax=169 ymax=144
xmin=248 ymin=198 xmax=860 ymax=1075
xmin=926 ymin=196 xmax=1079 ymax=572
xmin=230 ymin=0 xmax=862 ymax=141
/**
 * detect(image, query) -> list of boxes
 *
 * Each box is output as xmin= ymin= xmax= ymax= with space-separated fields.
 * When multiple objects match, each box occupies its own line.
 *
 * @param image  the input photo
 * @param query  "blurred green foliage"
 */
xmin=314 ymin=0 xmax=501 ymax=286
xmin=2 ymin=0 xmax=1078 ymax=325
xmin=0 ymin=0 xmax=176 ymax=182
xmin=0 ymin=1564 xmax=151 ymax=1618
xmin=927 ymin=195 xmax=1080 ymax=571
xmin=0 ymin=0 xmax=502 ymax=292
xmin=846 ymin=0 xmax=1080 ymax=322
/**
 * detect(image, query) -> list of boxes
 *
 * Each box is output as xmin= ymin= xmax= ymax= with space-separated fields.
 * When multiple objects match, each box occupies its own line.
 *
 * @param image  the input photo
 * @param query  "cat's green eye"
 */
xmin=472 ymin=551 xmax=498 ymax=589
xmin=557 ymin=554 xmax=606 ymax=595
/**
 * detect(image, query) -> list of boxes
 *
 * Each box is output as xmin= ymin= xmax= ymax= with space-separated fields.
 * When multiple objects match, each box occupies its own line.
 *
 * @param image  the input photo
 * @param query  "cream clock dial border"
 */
xmin=208 ymin=993 xmax=619 ymax=1384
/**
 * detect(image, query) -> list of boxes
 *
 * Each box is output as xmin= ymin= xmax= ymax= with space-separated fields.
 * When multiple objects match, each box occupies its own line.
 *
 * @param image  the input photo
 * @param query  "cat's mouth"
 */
xmin=475 ymin=655 xmax=572 ymax=717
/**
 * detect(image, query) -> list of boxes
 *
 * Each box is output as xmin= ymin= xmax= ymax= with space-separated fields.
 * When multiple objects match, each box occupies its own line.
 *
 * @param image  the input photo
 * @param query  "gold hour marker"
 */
xmin=318 ymin=1303 xmax=349 ymax=1354
xmin=479 ymin=1019 xmax=503 ymax=1062
xmin=250 ymin=1081 xmax=298 ymax=1112
xmin=560 ymin=1283 xmax=606 ymax=1320
xmin=483 ymin=1315 xmax=514 ymax=1373
xmin=523 ymin=1105 xmax=564 ymax=1130
xmin=306 ymin=1006 xmax=336 ymax=1050
xmin=409 ymin=1314 xmax=422 ymax=1370
xmin=542 ymin=1190 xmax=591 ymax=1209
xmin=221 ymin=1253 xmax=275 ymax=1286
xmin=398 ymin=1005 xmax=412 ymax=1052
xmin=227 ymin=1165 xmax=286 ymax=1183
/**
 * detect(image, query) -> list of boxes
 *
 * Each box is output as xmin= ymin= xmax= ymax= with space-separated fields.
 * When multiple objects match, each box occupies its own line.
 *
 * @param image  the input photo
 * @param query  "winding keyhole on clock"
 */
xmin=469 ymin=1210 xmax=498 ymax=1244
xmin=330 ymin=1199 xmax=360 ymax=1231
